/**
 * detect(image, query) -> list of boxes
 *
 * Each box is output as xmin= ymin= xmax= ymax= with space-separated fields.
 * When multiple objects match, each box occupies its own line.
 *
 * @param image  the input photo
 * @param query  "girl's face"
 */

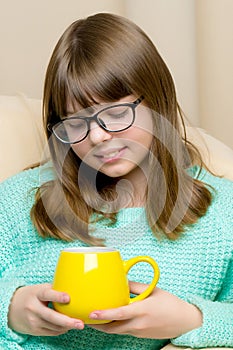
xmin=70 ymin=95 xmax=154 ymax=183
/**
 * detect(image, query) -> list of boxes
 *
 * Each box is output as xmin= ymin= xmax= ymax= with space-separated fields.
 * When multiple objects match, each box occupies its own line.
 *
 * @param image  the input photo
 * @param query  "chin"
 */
xmin=100 ymin=164 xmax=136 ymax=179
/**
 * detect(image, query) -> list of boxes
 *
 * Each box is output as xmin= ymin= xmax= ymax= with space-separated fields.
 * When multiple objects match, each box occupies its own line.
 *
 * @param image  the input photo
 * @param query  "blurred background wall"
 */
xmin=0 ymin=0 xmax=232 ymax=148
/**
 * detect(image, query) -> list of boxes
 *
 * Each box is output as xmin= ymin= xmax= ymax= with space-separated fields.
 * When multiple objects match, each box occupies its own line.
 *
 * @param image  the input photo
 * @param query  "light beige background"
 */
xmin=0 ymin=0 xmax=232 ymax=148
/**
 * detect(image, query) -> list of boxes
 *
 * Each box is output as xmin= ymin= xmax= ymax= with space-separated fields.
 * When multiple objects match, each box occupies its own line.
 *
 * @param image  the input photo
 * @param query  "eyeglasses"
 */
xmin=48 ymin=96 xmax=144 ymax=144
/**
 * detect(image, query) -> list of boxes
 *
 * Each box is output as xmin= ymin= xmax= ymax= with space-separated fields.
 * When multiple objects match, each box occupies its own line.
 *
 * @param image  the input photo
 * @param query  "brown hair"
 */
xmin=31 ymin=13 xmax=212 ymax=244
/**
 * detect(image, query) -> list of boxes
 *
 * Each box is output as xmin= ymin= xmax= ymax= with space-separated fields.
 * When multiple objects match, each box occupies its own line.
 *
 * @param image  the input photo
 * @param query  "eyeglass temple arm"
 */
xmin=134 ymin=95 xmax=144 ymax=105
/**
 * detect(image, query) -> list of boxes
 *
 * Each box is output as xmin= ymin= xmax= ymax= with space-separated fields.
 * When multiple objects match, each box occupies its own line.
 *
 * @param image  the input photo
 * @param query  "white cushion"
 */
xmin=186 ymin=126 xmax=233 ymax=180
xmin=0 ymin=94 xmax=46 ymax=181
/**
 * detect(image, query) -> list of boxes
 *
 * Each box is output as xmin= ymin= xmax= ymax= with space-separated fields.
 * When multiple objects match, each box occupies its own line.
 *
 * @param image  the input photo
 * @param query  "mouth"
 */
xmin=95 ymin=147 xmax=127 ymax=163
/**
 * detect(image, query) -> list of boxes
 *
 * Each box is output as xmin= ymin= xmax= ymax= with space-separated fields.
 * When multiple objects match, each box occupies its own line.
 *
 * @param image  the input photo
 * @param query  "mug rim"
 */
xmin=62 ymin=247 xmax=117 ymax=253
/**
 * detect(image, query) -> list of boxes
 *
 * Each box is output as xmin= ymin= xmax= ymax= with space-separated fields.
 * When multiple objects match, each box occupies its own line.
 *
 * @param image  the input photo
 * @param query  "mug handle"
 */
xmin=123 ymin=256 xmax=160 ymax=303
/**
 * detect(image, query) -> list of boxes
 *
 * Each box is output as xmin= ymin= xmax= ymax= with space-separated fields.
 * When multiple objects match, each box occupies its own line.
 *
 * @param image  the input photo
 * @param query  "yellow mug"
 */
xmin=52 ymin=247 xmax=160 ymax=324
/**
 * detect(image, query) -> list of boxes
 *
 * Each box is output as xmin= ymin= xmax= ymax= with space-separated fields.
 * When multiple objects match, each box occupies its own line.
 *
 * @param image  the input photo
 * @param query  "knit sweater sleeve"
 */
xmin=172 ymin=172 xmax=233 ymax=348
xmin=172 ymin=256 xmax=233 ymax=348
xmin=0 ymin=164 xmax=54 ymax=348
xmin=0 ymin=169 xmax=40 ymax=345
xmin=0 ymin=204 xmax=27 ymax=342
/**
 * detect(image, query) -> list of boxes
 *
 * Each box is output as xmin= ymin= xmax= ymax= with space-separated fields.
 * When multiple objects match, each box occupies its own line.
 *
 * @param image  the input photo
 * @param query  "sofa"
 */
xmin=0 ymin=94 xmax=232 ymax=349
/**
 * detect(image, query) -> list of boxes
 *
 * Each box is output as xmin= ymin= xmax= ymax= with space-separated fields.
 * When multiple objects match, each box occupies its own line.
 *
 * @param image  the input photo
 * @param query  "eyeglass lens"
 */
xmin=53 ymin=105 xmax=134 ymax=144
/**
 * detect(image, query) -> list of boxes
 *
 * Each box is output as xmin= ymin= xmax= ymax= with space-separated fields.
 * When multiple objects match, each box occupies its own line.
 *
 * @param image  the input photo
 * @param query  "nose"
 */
xmin=88 ymin=121 xmax=112 ymax=144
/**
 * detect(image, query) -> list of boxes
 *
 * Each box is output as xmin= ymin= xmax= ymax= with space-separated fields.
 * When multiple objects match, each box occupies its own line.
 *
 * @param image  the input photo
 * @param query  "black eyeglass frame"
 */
xmin=48 ymin=95 xmax=144 ymax=144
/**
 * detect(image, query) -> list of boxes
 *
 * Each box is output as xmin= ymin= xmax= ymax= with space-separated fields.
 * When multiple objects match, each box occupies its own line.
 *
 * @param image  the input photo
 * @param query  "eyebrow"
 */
xmin=65 ymin=105 xmax=102 ymax=117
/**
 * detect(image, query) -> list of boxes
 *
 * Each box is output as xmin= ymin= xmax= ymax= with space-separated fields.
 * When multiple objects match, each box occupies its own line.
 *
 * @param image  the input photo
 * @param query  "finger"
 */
xmin=40 ymin=316 xmax=84 ymax=332
xmin=39 ymin=319 xmax=70 ymax=333
xmin=128 ymin=280 xmax=149 ymax=295
xmin=90 ymin=320 xmax=131 ymax=335
xmin=24 ymin=313 xmax=84 ymax=336
xmin=40 ymin=307 xmax=84 ymax=330
xmin=37 ymin=284 xmax=70 ymax=304
xmin=42 ymin=317 xmax=83 ymax=331
xmin=89 ymin=303 xmax=139 ymax=322
xmin=89 ymin=282 xmax=151 ymax=321
xmin=40 ymin=328 xmax=68 ymax=336
xmin=90 ymin=323 xmax=117 ymax=334
xmin=32 ymin=325 xmax=71 ymax=337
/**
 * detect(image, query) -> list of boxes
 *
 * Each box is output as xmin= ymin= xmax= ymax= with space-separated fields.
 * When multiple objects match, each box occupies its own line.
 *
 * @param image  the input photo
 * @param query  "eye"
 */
xmin=69 ymin=121 xmax=82 ymax=128
xmin=103 ymin=106 xmax=129 ymax=119
xmin=67 ymin=118 xmax=85 ymax=126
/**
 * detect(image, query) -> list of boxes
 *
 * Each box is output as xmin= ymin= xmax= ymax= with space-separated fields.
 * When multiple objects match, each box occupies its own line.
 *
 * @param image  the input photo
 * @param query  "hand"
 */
xmin=89 ymin=282 xmax=202 ymax=339
xmin=8 ymin=283 xmax=84 ymax=336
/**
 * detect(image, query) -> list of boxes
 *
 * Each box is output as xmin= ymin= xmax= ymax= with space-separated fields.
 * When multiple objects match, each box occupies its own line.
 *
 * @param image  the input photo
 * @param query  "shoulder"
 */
xmin=195 ymin=166 xmax=233 ymax=200
xmin=192 ymin=166 xmax=233 ymax=241
xmin=0 ymin=162 xmax=55 ymax=217
xmin=190 ymin=165 xmax=233 ymax=196
xmin=184 ymin=167 xmax=233 ymax=260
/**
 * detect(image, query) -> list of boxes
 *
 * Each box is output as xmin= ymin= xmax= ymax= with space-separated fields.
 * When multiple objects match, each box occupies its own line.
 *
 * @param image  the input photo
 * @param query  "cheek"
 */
xmin=136 ymin=105 xmax=153 ymax=129
xmin=71 ymin=144 xmax=87 ymax=160
xmin=131 ymin=123 xmax=154 ymax=150
xmin=135 ymin=132 xmax=153 ymax=157
xmin=71 ymin=143 xmax=98 ymax=169
xmin=136 ymin=114 xmax=154 ymax=151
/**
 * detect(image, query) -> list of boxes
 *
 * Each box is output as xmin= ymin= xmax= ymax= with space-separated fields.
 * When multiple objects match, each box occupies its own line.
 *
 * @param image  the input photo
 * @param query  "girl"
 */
xmin=0 ymin=13 xmax=232 ymax=350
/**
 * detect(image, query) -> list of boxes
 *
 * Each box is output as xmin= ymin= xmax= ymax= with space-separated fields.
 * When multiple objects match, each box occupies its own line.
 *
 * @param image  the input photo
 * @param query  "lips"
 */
xmin=95 ymin=147 xmax=127 ymax=162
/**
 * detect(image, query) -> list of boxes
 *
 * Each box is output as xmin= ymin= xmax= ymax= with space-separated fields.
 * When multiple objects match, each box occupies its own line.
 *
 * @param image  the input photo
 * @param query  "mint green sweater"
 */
xmin=0 ymin=164 xmax=232 ymax=349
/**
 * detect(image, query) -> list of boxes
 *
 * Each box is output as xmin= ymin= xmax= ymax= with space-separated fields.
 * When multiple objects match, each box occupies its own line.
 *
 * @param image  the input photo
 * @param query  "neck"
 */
xmin=118 ymin=163 xmax=148 ymax=208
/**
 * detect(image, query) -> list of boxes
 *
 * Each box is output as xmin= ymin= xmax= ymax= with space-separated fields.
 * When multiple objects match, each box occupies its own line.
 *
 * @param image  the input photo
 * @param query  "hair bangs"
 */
xmin=61 ymin=53 xmax=132 ymax=116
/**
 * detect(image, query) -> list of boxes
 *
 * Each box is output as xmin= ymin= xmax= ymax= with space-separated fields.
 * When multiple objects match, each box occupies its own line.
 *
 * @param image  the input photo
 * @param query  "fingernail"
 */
xmin=89 ymin=312 xmax=99 ymax=319
xmin=74 ymin=322 xmax=84 ymax=329
xmin=62 ymin=294 xmax=69 ymax=303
